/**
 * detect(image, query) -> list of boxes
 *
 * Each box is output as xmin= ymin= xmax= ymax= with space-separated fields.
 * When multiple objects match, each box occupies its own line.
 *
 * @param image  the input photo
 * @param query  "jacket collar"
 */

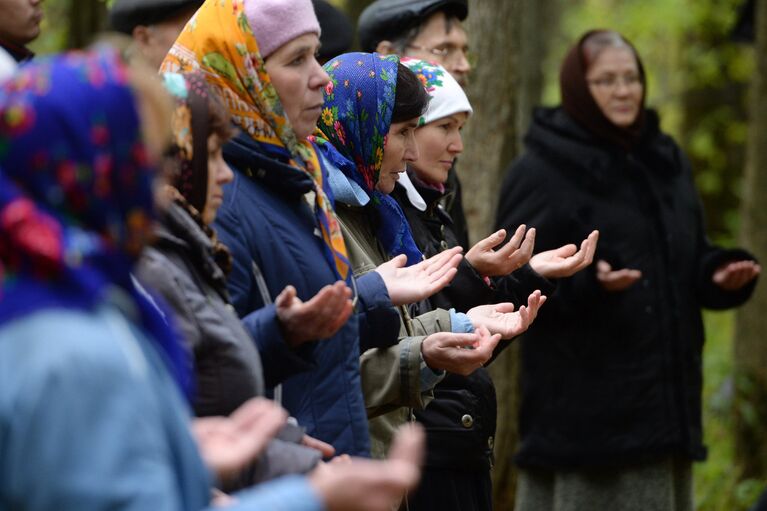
xmin=0 ymin=39 xmax=33 ymax=63
xmin=223 ymin=131 xmax=317 ymax=198
xmin=525 ymin=107 xmax=681 ymax=191
xmin=154 ymin=203 xmax=229 ymax=298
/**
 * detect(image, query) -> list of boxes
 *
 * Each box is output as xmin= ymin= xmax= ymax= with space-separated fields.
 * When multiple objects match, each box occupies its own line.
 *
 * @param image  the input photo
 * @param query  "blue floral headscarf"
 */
xmin=0 ymin=48 xmax=192 ymax=398
xmin=314 ymin=52 xmax=423 ymax=265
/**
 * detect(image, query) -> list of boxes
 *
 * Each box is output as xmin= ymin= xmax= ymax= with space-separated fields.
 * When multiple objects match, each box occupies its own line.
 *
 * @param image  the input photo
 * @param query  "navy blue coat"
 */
xmin=215 ymin=133 xmax=399 ymax=457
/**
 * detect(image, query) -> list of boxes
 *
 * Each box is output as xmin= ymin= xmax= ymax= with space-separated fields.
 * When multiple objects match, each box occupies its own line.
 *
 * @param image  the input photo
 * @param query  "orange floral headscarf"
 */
xmin=162 ymin=0 xmax=350 ymax=282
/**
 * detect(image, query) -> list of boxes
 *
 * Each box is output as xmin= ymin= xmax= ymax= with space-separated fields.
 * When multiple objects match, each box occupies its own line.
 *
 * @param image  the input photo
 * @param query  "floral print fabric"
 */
xmin=162 ymin=0 xmax=351 ymax=282
xmin=0 ymin=48 xmax=192 ymax=397
xmin=314 ymin=52 xmax=423 ymax=265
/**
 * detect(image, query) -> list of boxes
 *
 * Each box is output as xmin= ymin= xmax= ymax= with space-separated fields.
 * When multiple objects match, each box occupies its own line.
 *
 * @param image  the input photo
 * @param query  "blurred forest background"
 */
xmin=28 ymin=0 xmax=767 ymax=509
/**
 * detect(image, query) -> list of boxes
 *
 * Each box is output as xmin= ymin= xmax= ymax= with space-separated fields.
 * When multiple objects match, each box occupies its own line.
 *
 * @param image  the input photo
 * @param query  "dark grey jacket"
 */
xmin=136 ymin=203 xmax=320 ymax=487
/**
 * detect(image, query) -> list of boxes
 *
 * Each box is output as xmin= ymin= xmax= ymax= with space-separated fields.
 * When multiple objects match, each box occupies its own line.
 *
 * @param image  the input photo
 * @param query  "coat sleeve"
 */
xmin=214 ymin=189 xmax=314 ymax=388
xmin=360 ymin=335 xmax=434 ymax=418
xmin=353 ymin=271 xmax=402 ymax=352
xmin=1 ymin=327 xmax=188 ymax=511
xmin=136 ymin=249 xmax=203 ymax=353
xmin=675 ymin=149 xmax=760 ymax=310
xmin=495 ymin=154 xmax=606 ymax=314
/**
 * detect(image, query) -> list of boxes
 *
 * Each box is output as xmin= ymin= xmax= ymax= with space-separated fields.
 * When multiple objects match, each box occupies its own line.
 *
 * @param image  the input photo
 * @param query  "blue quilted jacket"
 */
xmin=214 ymin=133 xmax=399 ymax=457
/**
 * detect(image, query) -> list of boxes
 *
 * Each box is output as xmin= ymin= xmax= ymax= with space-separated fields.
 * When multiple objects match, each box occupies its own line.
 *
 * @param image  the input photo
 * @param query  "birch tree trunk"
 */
xmin=460 ymin=0 xmax=559 ymax=507
xmin=734 ymin=0 xmax=767 ymax=481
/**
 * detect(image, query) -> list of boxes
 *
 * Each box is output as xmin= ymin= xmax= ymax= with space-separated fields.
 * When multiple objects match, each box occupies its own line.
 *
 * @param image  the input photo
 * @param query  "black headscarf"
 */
xmin=560 ymin=30 xmax=647 ymax=151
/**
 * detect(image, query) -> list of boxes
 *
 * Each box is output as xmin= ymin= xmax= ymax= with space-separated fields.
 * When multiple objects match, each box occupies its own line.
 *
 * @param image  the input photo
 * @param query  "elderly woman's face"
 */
xmin=586 ymin=47 xmax=643 ymax=128
xmin=377 ymin=118 xmax=420 ymax=194
xmin=264 ymin=33 xmax=330 ymax=140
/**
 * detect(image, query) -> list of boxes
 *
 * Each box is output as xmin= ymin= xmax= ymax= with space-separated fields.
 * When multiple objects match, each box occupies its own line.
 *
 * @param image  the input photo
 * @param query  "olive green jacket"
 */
xmin=336 ymin=202 xmax=452 ymax=458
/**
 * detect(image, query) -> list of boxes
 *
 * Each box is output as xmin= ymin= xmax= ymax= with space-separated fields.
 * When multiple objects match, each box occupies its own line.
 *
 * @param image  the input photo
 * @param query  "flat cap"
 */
xmin=109 ymin=0 xmax=203 ymax=34
xmin=313 ymin=0 xmax=354 ymax=62
xmin=358 ymin=0 xmax=468 ymax=53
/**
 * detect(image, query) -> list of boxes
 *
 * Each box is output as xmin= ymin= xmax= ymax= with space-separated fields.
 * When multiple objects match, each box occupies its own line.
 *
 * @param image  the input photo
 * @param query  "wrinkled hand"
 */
xmin=465 ymin=225 xmax=535 ymax=277
xmin=712 ymin=260 xmax=760 ymax=291
xmin=375 ymin=247 xmax=462 ymax=306
xmin=595 ymin=260 xmax=642 ymax=292
xmin=192 ymin=398 xmax=287 ymax=484
xmin=309 ymin=424 xmax=424 ymax=511
xmin=466 ymin=291 xmax=546 ymax=340
xmin=303 ymin=434 xmax=336 ymax=458
xmin=421 ymin=326 xmax=501 ymax=376
xmin=276 ymin=282 xmax=353 ymax=347
xmin=530 ymin=230 xmax=599 ymax=279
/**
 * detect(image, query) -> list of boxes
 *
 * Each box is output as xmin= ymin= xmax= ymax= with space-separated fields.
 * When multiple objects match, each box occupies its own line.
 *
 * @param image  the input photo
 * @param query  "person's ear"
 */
xmin=132 ymin=25 xmax=151 ymax=46
xmin=376 ymin=40 xmax=395 ymax=55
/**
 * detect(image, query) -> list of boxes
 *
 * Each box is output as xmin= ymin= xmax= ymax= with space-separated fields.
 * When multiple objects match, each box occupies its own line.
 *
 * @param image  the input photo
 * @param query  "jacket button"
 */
xmin=440 ymin=240 xmax=449 ymax=250
xmin=488 ymin=436 xmax=494 ymax=449
xmin=461 ymin=414 xmax=474 ymax=428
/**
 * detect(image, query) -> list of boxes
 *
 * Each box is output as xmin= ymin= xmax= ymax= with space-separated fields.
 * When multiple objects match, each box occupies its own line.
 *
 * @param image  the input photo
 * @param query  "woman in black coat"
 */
xmin=392 ymin=58 xmax=597 ymax=511
xmin=496 ymin=30 xmax=760 ymax=511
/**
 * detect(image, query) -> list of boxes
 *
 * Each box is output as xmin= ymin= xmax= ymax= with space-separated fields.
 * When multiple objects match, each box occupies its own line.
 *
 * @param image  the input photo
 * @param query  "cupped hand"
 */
xmin=712 ymin=260 xmax=761 ymax=291
xmin=276 ymin=282 xmax=353 ymax=348
xmin=309 ymin=424 xmax=424 ymax=511
xmin=375 ymin=247 xmax=462 ymax=306
xmin=530 ymin=230 xmax=599 ymax=278
xmin=303 ymin=434 xmax=336 ymax=458
xmin=466 ymin=290 xmax=546 ymax=340
xmin=465 ymin=225 xmax=535 ymax=277
xmin=420 ymin=325 xmax=501 ymax=376
xmin=595 ymin=260 xmax=642 ymax=292
xmin=192 ymin=398 xmax=287 ymax=483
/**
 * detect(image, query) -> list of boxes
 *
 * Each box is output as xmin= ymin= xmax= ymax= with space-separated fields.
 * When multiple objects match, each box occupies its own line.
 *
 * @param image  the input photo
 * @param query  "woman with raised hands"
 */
xmin=497 ymin=30 xmax=760 ymax=511
xmin=0 ymin=44 xmax=309 ymax=511
xmin=136 ymin=70 xmax=330 ymax=489
xmin=161 ymin=0 xmax=461 ymax=458
xmin=313 ymin=52 xmax=546 ymax=462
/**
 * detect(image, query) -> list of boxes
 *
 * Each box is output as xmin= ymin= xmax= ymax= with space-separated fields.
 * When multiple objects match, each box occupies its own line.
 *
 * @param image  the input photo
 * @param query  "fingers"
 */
xmin=713 ymin=260 xmax=762 ymax=290
xmin=303 ymin=434 xmax=336 ymax=458
xmin=506 ymin=224 xmax=526 ymax=250
xmin=491 ymin=302 xmax=516 ymax=314
xmin=274 ymin=285 xmax=297 ymax=308
xmin=597 ymin=264 xmax=642 ymax=291
xmin=474 ymin=325 xmax=501 ymax=356
xmin=596 ymin=259 xmax=612 ymax=276
xmin=473 ymin=229 xmax=508 ymax=253
xmin=429 ymin=331 xmax=483 ymax=349
xmin=582 ymin=230 xmax=599 ymax=265
xmin=387 ymin=423 xmax=425 ymax=469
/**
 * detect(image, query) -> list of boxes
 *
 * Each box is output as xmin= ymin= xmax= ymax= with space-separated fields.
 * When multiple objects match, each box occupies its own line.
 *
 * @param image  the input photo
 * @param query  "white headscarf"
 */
xmin=400 ymin=57 xmax=472 ymax=126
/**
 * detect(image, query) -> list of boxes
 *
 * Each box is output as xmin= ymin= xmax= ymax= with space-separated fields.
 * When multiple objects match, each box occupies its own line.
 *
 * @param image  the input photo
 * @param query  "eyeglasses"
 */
xmin=587 ymin=74 xmax=642 ymax=91
xmin=406 ymin=43 xmax=476 ymax=67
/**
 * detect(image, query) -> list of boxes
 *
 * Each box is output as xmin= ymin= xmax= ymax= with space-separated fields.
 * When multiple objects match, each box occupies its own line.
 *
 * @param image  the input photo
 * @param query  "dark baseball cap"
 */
xmin=109 ymin=0 xmax=203 ymax=34
xmin=358 ymin=0 xmax=468 ymax=53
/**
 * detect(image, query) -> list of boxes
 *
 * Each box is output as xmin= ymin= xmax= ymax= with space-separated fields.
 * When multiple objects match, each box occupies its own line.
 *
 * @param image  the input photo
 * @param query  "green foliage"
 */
xmin=696 ymin=311 xmax=766 ymax=511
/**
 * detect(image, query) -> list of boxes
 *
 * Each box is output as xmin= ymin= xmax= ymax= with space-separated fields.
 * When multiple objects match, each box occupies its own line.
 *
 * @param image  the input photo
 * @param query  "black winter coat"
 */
xmin=495 ymin=107 xmax=757 ymax=470
xmin=392 ymin=176 xmax=554 ymax=472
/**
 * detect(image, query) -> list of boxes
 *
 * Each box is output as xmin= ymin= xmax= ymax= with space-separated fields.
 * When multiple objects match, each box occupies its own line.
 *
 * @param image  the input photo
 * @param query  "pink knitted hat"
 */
xmin=245 ymin=0 xmax=321 ymax=59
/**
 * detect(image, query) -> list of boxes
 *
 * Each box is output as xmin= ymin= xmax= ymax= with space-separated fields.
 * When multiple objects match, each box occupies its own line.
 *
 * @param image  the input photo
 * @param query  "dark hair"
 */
xmin=207 ymin=92 xmax=236 ymax=143
xmin=391 ymin=63 xmax=429 ymax=124
xmin=389 ymin=12 xmax=461 ymax=53
xmin=581 ymin=30 xmax=638 ymax=69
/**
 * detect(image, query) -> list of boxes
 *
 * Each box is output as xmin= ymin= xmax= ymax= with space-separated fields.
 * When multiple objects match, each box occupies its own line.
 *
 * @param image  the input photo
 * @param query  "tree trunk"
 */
xmin=67 ymin=0 xmax=107 ymax=49
xmin=460 ymin=0 xmax=558 ymax=508
xmin=734 ymin=0 xmax=767 ymax=481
